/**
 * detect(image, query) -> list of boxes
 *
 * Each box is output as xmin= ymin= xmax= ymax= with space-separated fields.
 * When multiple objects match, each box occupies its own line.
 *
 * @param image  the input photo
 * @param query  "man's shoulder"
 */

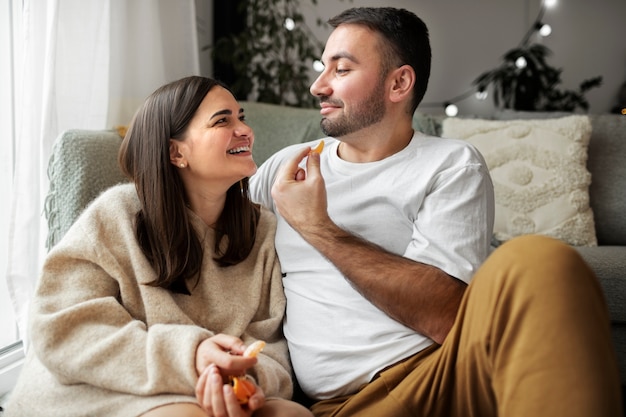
xmin=412 ymin=132 xmax=486 ymax=165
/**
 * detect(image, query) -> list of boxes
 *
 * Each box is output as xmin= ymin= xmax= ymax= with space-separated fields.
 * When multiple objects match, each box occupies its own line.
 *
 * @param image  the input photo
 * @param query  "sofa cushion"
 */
xmin=442 ymin=116 xmax=597 ymax=246
xmin=494 ymin=111 xmax=626 ymax=246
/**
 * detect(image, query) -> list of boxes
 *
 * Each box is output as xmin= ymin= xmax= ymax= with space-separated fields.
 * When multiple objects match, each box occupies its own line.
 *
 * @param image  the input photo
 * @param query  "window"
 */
xmin=0 ymin=0 xmax=24 ymax=400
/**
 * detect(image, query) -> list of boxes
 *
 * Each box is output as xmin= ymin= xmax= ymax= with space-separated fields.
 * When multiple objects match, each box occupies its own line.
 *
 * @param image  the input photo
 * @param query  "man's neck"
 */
xmin=336 ymin=121 xmax=415 ymax=163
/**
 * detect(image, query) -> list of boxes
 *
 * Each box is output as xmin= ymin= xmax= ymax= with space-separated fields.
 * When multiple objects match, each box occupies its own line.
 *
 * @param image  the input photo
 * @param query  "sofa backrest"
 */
xmin=586 ymin=115 xmax=626 ymax=245
xmin=45 ymin=105 xmax=626 ymax=249
xmin=241 ymin=101 xmax=324 ymax=163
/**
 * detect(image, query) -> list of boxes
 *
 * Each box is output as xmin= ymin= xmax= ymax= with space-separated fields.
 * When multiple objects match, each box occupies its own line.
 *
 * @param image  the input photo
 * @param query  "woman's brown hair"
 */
xmin=118 ymin=76 xmax=260 ymax=294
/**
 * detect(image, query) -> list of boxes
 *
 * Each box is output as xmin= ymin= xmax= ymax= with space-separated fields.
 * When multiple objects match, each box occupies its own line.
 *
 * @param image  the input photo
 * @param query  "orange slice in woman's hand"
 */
xmin=243 ymin=340 xmax=266 ymax=358
xmin=232 ymin=376 xmax=257 ymax=404
xmin=231 ymin=340 xmax=266 ymax=404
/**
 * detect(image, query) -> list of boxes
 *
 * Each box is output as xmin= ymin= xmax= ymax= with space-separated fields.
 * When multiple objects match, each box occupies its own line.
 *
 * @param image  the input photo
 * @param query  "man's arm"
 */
xmin=271 ymin=147 xmax=467 ymax=344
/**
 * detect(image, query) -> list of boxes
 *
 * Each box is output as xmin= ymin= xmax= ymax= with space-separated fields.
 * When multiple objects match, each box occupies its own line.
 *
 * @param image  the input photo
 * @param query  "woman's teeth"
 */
xmin=228 ymin=146 xmax=250 ymax=154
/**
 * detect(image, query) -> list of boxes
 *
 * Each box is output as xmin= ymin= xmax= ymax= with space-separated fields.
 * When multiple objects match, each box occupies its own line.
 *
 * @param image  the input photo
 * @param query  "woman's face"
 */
xmin=171 ymin=86 xmax=256 ymax=194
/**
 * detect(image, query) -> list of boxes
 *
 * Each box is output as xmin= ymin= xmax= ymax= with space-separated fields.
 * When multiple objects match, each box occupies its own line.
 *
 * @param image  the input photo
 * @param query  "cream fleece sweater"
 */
xmin=5 ymin=183 xmax=291 ymax=416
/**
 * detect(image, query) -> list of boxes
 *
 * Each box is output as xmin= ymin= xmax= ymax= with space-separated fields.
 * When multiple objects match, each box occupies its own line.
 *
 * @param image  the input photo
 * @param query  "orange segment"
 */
xmin=311 ymin=140 xmax=325 ymax=154
xmin=232 ymin=376 xmax=256 ymax=404
xmin=229 ymin=340 xmax=266 ymax=405
xmin=243 ymin=340 xmax=266 ymax=358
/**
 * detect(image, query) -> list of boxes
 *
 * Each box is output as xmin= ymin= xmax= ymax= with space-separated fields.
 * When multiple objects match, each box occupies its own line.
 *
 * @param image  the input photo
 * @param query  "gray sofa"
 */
xmin=45 ymin=101 xmax=626 ymax=395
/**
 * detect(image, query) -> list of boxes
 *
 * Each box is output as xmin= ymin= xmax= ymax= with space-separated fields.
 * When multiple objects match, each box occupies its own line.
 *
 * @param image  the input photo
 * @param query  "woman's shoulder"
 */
xmin=72 ymin=183 xmax=139 ymax=233
xmin=50 ymin=183 xmax=140 ymax=256
xmin=87 ymin=183 xmax=139 ymax=214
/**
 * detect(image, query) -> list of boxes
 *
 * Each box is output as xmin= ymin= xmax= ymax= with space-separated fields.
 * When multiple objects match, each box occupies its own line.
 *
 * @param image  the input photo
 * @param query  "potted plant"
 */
xmin=473 ymin=43 xmax=602 ymax=112
xmin=213 ymin=0 xmax=324 ymax=108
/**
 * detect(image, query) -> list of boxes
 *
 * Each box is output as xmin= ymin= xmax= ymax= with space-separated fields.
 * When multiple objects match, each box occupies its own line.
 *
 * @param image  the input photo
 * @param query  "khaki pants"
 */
xmin=311 ymin=235 xmax=623 ymax=417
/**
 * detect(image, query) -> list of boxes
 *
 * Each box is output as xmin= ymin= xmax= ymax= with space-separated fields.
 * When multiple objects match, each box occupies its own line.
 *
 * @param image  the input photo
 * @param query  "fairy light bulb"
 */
xmin=284 ymin=17 xmax=295 ymax=31
xmin=312 ymin=60 xmax=324 ymax=72
xmin=538 ymin=23 xmax=552 ymax=37
xmin=544 ymin=0 xmax=557 ymax=8
xmin=515 ymin=56 xmax=528 ymax=69
xmin=444 ymin=103 xmax=459 ymax=117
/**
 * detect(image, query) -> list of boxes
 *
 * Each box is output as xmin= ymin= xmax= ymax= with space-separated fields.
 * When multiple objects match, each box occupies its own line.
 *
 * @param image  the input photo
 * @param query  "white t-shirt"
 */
xmin=250 ymin=132 xmax=494 ymax=399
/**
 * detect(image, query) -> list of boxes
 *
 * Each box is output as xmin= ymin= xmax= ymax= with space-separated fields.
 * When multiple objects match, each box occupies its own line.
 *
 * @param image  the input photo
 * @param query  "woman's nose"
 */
xmin=235 ymin=121 xmax=252 ymax=137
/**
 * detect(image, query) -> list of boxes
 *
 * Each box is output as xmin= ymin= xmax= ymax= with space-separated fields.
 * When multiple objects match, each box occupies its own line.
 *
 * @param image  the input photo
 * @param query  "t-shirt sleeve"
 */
xmin=404 ymin=156 xmax=494 ymax=283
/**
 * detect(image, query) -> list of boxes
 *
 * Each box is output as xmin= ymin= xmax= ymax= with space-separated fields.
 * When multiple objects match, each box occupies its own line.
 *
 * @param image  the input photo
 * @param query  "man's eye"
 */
xmin=336 ymin=68 xmax=349 ymax=75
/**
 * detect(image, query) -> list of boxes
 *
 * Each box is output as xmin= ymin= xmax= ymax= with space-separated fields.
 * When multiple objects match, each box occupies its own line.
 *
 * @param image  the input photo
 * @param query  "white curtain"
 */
xmin=6 ymin=0 xmax=200 ymax=347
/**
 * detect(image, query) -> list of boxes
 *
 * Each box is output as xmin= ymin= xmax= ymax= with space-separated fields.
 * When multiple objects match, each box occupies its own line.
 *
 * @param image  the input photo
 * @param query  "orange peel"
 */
xmin=311 ymin=140 xmax=325 ymax=154
xmin=231 ymin=340 xmax=266 ymax=404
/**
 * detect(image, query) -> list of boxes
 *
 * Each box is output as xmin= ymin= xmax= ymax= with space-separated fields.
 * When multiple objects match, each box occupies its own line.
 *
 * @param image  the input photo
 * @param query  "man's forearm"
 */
xmin=299 ymin=221 xmax=466 ymax=344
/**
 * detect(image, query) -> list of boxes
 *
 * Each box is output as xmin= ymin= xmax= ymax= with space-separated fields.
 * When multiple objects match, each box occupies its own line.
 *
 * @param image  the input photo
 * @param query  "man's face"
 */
xmin=310 ymin=24 xmax=387 ymax=138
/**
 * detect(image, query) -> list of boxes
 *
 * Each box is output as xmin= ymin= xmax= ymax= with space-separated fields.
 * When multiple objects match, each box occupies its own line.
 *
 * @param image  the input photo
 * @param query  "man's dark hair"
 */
xmin=328 ymin=7 xmax=432 ymax=115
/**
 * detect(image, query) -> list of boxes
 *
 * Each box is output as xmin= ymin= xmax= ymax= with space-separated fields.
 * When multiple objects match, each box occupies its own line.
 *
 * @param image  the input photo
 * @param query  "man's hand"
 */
xmin=271 ymin=146 xmax=330 ymax=235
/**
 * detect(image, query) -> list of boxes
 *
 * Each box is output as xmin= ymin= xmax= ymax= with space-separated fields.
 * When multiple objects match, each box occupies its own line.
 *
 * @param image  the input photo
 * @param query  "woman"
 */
xmin=4 ymin=76 xmax=312 ymax=417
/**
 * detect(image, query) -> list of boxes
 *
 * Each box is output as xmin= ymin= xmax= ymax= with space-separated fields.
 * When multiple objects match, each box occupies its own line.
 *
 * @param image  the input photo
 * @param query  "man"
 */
xmin=250 ymin=7 xmax=622 ymax=417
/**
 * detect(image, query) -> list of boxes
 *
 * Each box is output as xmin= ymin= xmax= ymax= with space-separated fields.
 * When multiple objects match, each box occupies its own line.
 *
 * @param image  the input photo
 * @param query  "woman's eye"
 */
xmin=336 ymin=68 xmax=349 ymax=75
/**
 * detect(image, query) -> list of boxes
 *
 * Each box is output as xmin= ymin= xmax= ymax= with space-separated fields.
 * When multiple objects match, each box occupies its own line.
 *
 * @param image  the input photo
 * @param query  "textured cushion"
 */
xmin=46 ymin=129 xmax=128 ymax=249
xmin=442 ymin=116 xmax=597 ymax=246
xmin=494 ymin=111 xmax=626 ymax=246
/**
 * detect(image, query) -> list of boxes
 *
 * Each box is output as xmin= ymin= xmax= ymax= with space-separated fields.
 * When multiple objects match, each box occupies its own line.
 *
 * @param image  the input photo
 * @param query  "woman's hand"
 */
xmin=196 ymin=364 xmax=265 ymax=416
xmin=194 ymin=335 xmax=265 ymax=416
xmin=195 ymin=334 xmax=256 ymax=377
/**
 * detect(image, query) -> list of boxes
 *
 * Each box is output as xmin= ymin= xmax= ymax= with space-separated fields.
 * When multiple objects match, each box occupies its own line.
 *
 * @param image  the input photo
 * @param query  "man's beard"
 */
xmin=320 ymin=81 xmax=386 ymax=138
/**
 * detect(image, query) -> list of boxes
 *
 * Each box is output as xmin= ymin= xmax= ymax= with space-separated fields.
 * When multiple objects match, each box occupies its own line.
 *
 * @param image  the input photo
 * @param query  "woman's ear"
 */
xmin=388 ymin=65 xmax=415 ymax=104
xmin=169 ymin=140 xmax=186 ymax=168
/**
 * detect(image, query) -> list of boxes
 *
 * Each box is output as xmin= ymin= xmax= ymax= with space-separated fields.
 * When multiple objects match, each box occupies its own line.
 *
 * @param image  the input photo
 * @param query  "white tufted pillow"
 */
xmin=442 ymin=115 xmax=597 ymax=246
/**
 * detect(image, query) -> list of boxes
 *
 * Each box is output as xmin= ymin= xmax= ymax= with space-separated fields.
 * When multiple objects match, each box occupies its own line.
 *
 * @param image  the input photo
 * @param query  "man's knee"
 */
xmin=493 ymin=234 xmax=589 ymax=278
xmin=474 ymin=234 xmax=598 ymax=302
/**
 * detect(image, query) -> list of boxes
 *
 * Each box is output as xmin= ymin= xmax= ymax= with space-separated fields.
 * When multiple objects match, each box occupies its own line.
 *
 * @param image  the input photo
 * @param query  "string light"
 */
xmin=444 ymin=103 xmax=459 ymax=117
xmin=515 ymin=56 xmax=528 ymax=69
xmin=538 ymin=23 xmax=552 ymax=36
xmin=284 ymin=17 xmax=295 ymax=31
xmin=544 ymin=0 xmax=557 ymax=8
xmin=313 ymin=59 xmax=324 ymax=72
xmin=421 ymin=0 xmax=558 ymax=116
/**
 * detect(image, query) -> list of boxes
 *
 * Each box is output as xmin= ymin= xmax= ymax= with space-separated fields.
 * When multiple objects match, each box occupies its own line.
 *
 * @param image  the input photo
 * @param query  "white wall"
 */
xmin=300 ymin=0 xmax=626 ymax=116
